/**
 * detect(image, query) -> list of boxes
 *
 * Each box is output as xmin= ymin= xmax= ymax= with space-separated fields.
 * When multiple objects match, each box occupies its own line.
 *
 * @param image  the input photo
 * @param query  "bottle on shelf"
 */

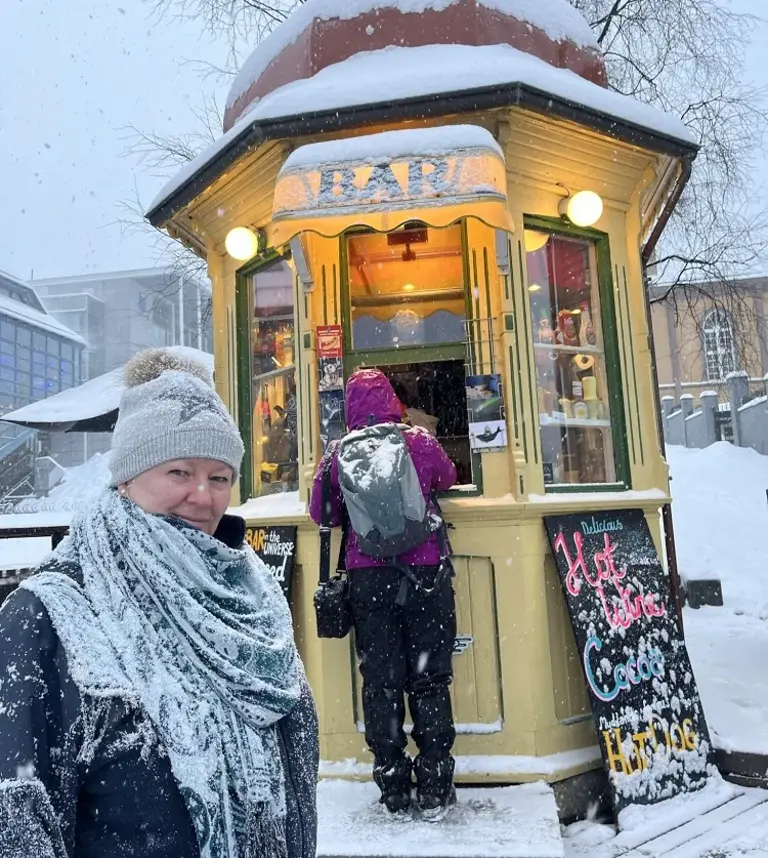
xmin=578 ymin=302 xmax=597 ymax=347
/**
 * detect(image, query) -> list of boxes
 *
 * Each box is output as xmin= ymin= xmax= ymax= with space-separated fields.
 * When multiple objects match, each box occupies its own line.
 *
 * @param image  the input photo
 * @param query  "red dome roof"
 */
xmin=224 ymin=0 xmax=607 ymax=132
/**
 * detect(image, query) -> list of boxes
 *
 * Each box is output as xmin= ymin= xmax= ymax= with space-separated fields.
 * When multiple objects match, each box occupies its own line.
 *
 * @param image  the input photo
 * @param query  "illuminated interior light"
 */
xmin=559 ymin=191 xmax=604 ymax=228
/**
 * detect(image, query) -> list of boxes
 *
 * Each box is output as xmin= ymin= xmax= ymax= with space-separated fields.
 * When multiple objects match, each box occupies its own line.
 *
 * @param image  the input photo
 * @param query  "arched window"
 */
xmin=702 ymin=309 xmax=736 ymax=381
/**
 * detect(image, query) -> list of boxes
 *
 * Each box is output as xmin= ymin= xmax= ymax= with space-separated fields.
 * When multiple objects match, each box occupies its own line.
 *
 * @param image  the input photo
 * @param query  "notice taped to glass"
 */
xmin=245 ymin=525 xmax=297 ymax=601
xmin=544 ymin=509 xmax=712 ymax=815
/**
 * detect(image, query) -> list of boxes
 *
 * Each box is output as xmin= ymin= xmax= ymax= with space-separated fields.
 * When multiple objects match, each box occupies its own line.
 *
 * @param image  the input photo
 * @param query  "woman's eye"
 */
xmin=169 ymin=469 xmax=189 ymax=478
xmin=211 ymin=475 xmax=231 ymax=484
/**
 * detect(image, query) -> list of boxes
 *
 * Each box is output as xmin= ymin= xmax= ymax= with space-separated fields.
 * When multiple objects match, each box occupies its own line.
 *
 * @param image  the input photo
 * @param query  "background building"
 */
xmin=33 ymin=267 xmax=213 ymax=380
xmin=650 ymin=276 xmax=768 ymax=402
xmin=0 ymin=270 xmax=85 ymax=506
xmin=30 ymin=267 xmax=214 ymax=467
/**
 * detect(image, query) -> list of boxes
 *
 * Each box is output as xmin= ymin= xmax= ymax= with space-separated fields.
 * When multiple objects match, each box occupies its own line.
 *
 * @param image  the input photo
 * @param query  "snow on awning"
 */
xmin=1 ymin=347 xmax=214 ymax=432
xmin=270 ymin=125 xmax=512 ymax=245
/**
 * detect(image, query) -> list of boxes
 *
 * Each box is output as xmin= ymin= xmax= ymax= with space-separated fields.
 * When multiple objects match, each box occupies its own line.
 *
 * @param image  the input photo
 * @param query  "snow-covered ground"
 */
xmin=667 ymin=443 xmax=768 ymax=756
xmin=561 ymin=442 xmax=768 ymax=857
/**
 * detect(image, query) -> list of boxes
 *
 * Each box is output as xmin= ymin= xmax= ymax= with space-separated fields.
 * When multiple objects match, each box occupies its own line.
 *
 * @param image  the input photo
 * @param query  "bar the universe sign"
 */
xmin=544 ymin=509 xmax=711 ymax=815
xmin=245 ymin=525 xmax=297 ymax=601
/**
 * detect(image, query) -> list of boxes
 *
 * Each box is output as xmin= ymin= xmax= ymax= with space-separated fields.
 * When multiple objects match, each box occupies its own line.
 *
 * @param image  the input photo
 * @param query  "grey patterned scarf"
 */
xmin=23 ymin=489 xmax=301 ymax=858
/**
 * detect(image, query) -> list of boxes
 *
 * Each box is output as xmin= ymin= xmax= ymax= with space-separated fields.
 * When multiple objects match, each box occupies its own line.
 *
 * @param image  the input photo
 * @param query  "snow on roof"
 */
xmin=0 ymin=292 xmax=85 ymax=345
xmin=150 ymin=42 xmax=696 ymax=217
xmin=282 ymin=125 xmax=503 ymax=173
xmin=1 ymin=346 xmax=214 ymax=425
xmin=227 ymin=0 xmax=598 ymax=110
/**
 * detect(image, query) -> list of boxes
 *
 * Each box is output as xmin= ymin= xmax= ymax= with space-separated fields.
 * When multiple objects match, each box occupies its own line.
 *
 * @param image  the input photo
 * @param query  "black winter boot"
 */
xmin=414 ymin=756 xmax=455 ymax=822
xmin=373 ymin=756 xmax=413 ymax=817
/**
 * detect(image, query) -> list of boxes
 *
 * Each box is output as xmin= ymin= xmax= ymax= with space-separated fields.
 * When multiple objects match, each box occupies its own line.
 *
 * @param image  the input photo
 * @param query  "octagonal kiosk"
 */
xmin=146 ymin=0 xmax=698 ymax=798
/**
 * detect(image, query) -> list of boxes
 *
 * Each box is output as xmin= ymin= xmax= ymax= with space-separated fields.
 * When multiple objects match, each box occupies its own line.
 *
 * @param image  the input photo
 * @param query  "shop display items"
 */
xmin=535 ymin=303 xmax=608 ymax=485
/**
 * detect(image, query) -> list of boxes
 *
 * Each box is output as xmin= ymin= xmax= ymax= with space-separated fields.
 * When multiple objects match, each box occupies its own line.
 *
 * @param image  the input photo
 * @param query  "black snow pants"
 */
xmin=348 ymin=565 xmax=457 ymax=801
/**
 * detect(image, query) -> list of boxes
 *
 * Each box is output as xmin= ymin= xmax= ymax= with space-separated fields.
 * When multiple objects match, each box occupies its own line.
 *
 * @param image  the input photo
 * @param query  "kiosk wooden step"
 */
xmin=612 ymin=788 xmax=768 ymax=857
xmin=317 ymin=780 xmax=565 ymax=858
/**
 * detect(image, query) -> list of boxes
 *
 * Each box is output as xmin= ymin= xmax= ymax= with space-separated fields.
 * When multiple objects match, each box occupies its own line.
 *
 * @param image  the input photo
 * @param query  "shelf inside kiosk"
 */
xmin=346 ymin=223 xmax=466 ymax=350
xmin=525 ymin=229 xmax=618 ymax=487
xmin=247 ymin=258 xmax=299 ymax=497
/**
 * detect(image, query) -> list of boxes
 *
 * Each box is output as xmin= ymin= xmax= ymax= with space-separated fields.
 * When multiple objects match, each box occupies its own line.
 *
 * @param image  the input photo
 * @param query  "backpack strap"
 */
xmin=392 ymin=493 xmax=454 ymax=606
xmin=318 ymin=441 xmax=342 ymax=585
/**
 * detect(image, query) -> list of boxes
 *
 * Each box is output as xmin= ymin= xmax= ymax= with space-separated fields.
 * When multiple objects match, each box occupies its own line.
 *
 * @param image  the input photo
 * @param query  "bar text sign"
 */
xmin=246 ymin=525 xmax=297 ymax=601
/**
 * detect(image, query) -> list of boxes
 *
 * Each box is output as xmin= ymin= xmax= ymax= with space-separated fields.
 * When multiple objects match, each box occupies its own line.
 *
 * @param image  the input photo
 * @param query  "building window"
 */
xmin=244 ymin=256 xmax=297 ymax=497
xmin=703 ymin=309 xmax=736 ymax=381
xmin=525 ymin=227 xmax=627 ymax=488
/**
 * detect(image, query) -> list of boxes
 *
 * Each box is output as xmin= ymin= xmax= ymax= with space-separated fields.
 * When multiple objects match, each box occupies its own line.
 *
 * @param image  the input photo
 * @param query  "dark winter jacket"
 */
xmin=309 ymin=369 xmax=457 ymax=569
xmin=0 ymin=514 xmax=318 ymax=858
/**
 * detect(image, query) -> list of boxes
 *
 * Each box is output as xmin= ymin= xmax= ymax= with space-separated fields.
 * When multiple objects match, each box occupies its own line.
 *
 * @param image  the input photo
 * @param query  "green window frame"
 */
xmin=524 ymin=216 xmax=631 ymax=493
xmin=235 ymin=249 xmax=296 ymax=503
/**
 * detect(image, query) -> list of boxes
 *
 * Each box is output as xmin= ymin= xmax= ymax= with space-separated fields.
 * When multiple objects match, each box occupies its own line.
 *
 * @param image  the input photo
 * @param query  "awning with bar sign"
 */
xmin=270 ymin=124 xmax=513 ymax=246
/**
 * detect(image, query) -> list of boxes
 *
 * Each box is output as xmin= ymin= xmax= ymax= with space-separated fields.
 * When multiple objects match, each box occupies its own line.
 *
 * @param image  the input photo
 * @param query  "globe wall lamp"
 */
xmin=558 ymin=190 xmax=604 ymax=228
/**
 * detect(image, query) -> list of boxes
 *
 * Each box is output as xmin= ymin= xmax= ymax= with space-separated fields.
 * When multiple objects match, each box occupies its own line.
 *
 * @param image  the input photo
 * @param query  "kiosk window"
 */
xmin=344 ymin=224 xmax=474 ymax=489
xmin=247 ymin=258 xmax=298 ymax=496
xmin=525 ymin=229 xmax=621 ymax=487
xmin=347 ymin=224 xmax=465 ymax=350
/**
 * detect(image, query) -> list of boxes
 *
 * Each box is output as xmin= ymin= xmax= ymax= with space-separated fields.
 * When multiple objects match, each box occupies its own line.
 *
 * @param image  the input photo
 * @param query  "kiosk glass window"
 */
xmin=344 ymin=224 xmax=474 ymax=488
xmin=347 ymin=224 xmax=466 ymax=350
xmin=525 ymin=229 xmax=621 ymax=487
xmin=247 ymin=258 xmax=298 ymax=496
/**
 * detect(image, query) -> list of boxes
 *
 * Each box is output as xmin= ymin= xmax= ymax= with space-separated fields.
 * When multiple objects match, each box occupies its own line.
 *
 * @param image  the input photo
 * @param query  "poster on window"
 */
xmin=316 ymin=325 xmax=346 ymax=451
xmin=543 ymin=509 xmax=712 ymax=817
xmin=466 ymin=374 xmax=507 ymax=451
xmin=316 ymin=325 xmax=343 ymax=359
xmin=245 ymin=525 xmax=297 ymax=601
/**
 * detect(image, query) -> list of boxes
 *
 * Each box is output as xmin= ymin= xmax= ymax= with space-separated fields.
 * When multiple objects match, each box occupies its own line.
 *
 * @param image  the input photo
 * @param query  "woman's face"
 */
xmin=121 ymin=458 xmax=234 ymax=536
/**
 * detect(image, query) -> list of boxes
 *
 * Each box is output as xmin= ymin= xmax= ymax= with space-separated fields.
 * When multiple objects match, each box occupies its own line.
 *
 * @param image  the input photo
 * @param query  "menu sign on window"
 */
xmin=544 ymin=509 xmax=711 ymax=815
xmin=246 ymin=525 xmax=297 ymax=601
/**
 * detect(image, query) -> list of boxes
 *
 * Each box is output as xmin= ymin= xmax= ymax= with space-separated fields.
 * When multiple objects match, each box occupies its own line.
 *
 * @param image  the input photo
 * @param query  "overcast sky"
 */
xmin=1 ymin=0 xmax=766 ymax=281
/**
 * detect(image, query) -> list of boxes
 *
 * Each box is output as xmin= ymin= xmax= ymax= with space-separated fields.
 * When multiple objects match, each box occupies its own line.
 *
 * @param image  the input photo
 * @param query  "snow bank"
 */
xmin=667 ymin=442 xmax=768 ymax=616
xmin=0 ymin=537 xmax=51 ymax=571
xmin=226 ymin=0 xmax=598 ymax=110
xmin=666 ymin=442 xmax=768 ymax=756
xmin=13 ymin=452 xmax=111 ymax=514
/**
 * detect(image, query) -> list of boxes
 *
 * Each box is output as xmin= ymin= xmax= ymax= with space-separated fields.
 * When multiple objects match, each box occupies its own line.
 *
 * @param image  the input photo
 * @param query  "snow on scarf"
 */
xmin=22 ymin=488 xmax=302 ymax=858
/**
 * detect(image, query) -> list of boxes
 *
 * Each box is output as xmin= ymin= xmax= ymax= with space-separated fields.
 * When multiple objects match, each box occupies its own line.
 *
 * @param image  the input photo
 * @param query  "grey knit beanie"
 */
xmin=109 ymin=348 xmax=244 ymax=486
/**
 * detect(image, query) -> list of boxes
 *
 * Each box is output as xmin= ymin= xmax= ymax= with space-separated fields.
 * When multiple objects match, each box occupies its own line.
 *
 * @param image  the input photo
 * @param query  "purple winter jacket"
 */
xmin=309 ymin=369 xmax=457 ymax=569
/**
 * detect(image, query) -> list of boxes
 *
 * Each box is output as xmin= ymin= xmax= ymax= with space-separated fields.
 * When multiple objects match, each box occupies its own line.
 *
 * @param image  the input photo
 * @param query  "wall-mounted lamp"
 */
xmin=225 ymin=226 xmax=263 ymax=261
xmin=558 ymin=190 xmax=604 ymax=228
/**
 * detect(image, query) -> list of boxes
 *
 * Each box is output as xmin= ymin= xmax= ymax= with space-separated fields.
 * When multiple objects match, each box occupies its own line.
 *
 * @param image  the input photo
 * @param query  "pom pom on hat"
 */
xmin=109 ymin=348 xmax=244 ymax=486
xmin=124 ymin=347 xmax=213 ymax=389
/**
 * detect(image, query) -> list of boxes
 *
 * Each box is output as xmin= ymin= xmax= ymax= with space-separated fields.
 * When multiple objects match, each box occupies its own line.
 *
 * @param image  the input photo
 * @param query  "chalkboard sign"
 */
xmin=245 ymin=525 xmax=297 ymax=601
xmin=544 ymin=509 xmax=711 ymax=815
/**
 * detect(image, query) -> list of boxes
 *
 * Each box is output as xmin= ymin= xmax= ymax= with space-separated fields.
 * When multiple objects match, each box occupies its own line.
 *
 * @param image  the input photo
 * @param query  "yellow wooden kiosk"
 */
xmin=147 ymin=0 xmax=697 ymax=792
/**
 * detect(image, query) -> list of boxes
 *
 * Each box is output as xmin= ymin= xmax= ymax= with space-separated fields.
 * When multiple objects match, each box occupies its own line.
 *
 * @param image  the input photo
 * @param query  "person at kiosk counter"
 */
xmin=310 ymin=369 xmax=458 ymax=821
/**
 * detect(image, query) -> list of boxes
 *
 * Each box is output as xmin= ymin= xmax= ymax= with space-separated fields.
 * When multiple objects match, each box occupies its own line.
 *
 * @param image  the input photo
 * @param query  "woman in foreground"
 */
xmin=0 ymin=348 xmax=318 ymax=858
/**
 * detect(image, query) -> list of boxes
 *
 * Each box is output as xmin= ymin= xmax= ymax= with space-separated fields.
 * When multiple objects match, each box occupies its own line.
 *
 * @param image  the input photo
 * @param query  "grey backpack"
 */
xmin=337 ymin=422 xmax=435 ymax=559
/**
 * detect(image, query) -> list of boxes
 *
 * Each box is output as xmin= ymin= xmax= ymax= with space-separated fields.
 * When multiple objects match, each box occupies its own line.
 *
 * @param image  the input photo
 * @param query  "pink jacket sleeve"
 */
xmin=309 ymin=446 xmax=343 ymax=528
